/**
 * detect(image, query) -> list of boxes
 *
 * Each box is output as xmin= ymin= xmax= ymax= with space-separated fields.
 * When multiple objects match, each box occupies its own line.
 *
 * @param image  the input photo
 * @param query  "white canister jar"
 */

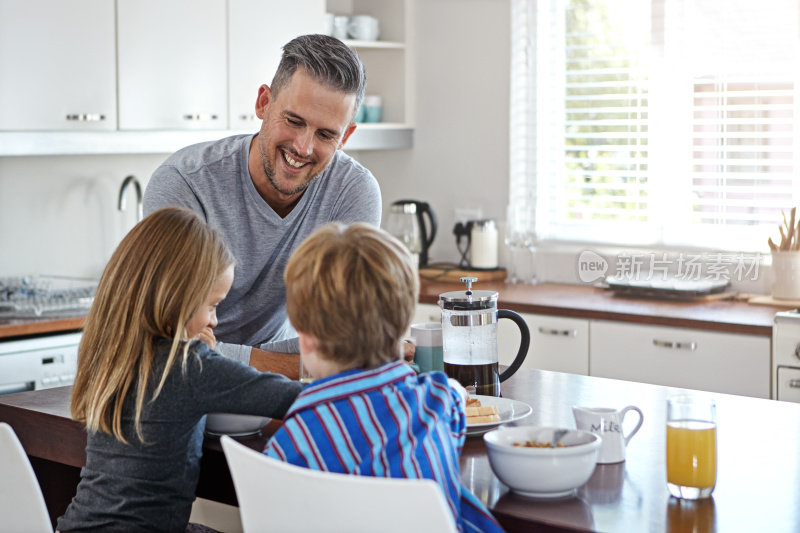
xmin=771 ymin=250 xmax=800 ymax=299
xmin=470 ymin=219 xmax=499 ymax=269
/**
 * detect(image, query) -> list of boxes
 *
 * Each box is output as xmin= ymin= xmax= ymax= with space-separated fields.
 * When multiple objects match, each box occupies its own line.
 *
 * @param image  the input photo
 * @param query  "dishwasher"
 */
xmin=0 ymin=275 xmax=94 ymax=395
xmin=0 ymin=331 xmax=82 ymax=395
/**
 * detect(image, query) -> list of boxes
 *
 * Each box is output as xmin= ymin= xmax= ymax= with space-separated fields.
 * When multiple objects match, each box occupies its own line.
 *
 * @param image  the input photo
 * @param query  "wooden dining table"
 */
xmin=1 ymin=367 xmax=799 ymax=532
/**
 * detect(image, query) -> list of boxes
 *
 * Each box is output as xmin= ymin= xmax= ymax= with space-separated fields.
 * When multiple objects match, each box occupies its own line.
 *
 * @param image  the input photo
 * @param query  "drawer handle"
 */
xmin=789 ymin=379 xmax=800 ymax=389
xmin=653 ymin=339 xmax=697 ymax=351
xmin=66 ymin=113 xmax=106 ymax=122
xmin=239 ymin=114 xmax=258 ymax=121
xmin=183 ymin=113 xmax=219 ymax=121
xmin=538 ymin=327 xmax=577 ymax=337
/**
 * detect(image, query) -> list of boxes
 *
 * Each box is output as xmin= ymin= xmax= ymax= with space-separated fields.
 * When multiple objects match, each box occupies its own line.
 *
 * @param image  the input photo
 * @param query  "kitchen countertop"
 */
xmin=1 ymin=281 xmax=792 ymax=340
xmin=0 ymin=316 xmax=84 ymax=339
xmin=420 ymin=280 xmax=791 ymax=336
xmin=3 ymin=368 xmax=799 ymax=532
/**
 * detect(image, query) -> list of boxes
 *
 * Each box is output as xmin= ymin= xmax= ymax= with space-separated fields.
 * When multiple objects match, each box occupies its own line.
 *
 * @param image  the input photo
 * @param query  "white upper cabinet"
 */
xmin=117 ymin=0 xmax=227 ymax=130
xmin=0 ymin=0 xmax=412 ymax=152
xmin=228 ymin=0 xmax=326 ymax=131
xmin=0 ymin=0 xmax=116 ymax=131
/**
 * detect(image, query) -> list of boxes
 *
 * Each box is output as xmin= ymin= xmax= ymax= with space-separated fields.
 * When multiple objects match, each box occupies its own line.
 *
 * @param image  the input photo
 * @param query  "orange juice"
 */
xmin=666 ymin=420 xmax=717 ymax=489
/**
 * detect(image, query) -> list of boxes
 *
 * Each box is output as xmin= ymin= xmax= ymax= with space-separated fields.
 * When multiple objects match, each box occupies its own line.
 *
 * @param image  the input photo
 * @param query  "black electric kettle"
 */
xmin=385 ymin=200 xmax=438 ymax=267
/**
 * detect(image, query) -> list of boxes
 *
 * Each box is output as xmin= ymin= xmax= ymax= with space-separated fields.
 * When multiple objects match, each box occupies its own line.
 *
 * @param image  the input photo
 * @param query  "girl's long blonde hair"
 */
xmin=71 ymin=207 xmax=234 ymax=443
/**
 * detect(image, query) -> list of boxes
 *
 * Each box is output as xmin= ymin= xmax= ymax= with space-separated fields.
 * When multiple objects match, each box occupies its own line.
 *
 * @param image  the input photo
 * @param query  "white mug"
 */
xmin=347 ymin=15 xmax=379 ymax=41
xmin=572 ymin=405 xmax=643 ymax=464
xmin=332 ymin=16 xmax=349 ymax=40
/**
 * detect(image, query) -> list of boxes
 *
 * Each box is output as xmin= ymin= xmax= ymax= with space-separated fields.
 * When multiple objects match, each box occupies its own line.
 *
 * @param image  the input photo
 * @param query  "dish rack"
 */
xmin=0 ymin=275 xmax=98 ymax=318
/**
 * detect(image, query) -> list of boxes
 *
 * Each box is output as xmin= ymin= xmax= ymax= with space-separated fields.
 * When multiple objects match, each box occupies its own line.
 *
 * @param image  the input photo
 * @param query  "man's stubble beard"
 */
xmin=258 ymin=133 xmax=319 ymax=197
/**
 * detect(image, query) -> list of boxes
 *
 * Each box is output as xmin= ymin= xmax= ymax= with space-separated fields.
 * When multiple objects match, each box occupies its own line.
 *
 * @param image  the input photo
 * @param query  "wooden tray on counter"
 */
xmin=419 ymin=264 xmax=507 ymax=283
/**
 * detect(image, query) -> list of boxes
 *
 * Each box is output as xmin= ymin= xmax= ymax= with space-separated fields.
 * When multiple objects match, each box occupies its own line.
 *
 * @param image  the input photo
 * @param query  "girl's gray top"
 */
xmin=56 ymin=340 xmax=303 ymax=533
xmin=143 ymin=134 xmax=382 ymax=354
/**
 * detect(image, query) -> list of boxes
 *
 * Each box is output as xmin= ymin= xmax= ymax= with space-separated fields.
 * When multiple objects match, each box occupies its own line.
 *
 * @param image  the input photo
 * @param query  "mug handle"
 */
xmin=620 ymin=405 xmax=644 ymax=445
xmin=498 ymin=309 xmax=530 ymax=382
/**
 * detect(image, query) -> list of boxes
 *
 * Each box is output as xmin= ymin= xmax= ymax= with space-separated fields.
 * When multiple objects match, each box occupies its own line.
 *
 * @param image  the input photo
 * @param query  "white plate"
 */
xmin=466 ymin=395 xmax=533 ymax=436
xmin=204 ymin=413 xmax=271 ymax=437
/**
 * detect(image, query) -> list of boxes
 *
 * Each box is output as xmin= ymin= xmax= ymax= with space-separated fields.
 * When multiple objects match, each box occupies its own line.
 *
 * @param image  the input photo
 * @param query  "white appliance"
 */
xmin=773 ymin=310 xmax=800 ymax=402
xmin=0 ymin=332 xmax=81 ymax=395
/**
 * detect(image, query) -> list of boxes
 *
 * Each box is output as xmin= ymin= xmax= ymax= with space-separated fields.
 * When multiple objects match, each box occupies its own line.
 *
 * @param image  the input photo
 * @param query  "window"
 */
xmin=510 ymin=0 xmax=799 ymax=252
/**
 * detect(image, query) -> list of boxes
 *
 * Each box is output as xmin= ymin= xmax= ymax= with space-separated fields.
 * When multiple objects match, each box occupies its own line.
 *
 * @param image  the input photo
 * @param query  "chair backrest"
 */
xmin=0 ymin=422 xmax=52 ymax=533
xmin=220 ymin=435 xmax=458 ymax=533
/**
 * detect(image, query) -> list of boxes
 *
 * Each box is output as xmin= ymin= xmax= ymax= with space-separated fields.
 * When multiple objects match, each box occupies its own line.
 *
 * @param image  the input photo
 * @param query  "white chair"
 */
xmin=0 ymin=422 xmax=52 ymax=533
xmin=220 ymin=435 xmax=457 ymax=533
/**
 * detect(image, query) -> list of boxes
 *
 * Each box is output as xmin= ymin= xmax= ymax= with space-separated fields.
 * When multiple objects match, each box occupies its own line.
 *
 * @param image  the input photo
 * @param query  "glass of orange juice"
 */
xmin=666 ymin=395 xmax=716 ymax=499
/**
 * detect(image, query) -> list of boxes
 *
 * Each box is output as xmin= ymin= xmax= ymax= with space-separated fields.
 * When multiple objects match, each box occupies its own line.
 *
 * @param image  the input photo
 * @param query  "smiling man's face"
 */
xmin=252 ymin=68 xmax=357 ymax=208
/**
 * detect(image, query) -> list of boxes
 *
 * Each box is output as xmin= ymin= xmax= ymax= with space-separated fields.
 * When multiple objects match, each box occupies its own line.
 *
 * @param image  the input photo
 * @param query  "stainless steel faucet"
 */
xmin=117 ymin=175 xmax=143 ymax=222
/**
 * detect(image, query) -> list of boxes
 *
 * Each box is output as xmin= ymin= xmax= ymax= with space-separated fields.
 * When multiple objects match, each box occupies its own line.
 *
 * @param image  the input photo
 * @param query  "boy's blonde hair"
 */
xmin=70 ymin=207 xmax=234 ymax=443
xmin=285 ymin=222 xmax=419 ymax=369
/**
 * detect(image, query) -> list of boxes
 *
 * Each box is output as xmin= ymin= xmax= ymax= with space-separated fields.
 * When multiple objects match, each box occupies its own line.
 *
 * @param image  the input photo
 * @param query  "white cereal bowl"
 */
xmin=483 ymin=426 xmax=601 ymax=498
xmin=205 ymin=413 xmax=271 ymax=437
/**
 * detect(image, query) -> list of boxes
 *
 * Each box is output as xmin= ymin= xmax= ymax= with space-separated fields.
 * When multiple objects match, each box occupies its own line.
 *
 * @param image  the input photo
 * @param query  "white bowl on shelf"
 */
xmin=483 ymin=426 xmax=600 ymax=498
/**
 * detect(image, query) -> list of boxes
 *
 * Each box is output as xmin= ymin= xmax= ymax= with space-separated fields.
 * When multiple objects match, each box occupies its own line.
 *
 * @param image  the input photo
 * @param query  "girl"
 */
xmin=57 ymin=207 xmax=302 ymax=533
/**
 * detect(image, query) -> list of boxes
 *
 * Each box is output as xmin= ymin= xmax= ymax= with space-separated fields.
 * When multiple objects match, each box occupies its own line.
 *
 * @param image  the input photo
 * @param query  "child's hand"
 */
xmin=196 ymin=326 xmax=217 ymax=349
xmin=401 ymin=339 xmax=416 ymax=363
xmin=448 ymin=378 xmax=468 ymax=404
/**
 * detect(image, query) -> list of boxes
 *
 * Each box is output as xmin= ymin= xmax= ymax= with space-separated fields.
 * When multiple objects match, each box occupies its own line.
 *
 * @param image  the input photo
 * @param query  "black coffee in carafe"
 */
xmin=443 ymin=361 xmax=500 ymax=397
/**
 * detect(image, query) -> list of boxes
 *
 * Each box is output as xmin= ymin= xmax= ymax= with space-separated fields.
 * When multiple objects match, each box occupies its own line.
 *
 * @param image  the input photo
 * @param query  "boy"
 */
xmin=264 ymin=222 xmax=504 ymax=533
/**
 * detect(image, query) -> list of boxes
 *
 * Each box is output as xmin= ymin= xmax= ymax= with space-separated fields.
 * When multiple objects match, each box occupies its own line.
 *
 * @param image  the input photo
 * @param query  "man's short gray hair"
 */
xmin=271 ymin=34 xmax=367 ymax=119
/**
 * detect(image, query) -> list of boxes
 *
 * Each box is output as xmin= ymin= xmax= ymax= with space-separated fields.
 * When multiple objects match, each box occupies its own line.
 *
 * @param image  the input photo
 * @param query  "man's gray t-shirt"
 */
xmin=143 ymin=134 xmax=381 ymax=348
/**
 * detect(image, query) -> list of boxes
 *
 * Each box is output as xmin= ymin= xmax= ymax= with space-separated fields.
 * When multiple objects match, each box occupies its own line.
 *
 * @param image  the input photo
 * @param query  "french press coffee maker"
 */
xmin=439 ymin=277 xmax=530 ymax=396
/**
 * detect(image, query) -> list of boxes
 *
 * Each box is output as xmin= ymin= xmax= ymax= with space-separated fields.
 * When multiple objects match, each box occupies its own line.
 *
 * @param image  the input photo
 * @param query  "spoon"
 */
xmin=551 ymin=429 xmax=568 ymax=447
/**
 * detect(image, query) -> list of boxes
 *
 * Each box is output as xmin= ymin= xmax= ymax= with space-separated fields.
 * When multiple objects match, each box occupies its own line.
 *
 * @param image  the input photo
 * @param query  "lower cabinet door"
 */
xmin=777 ymin=366 xmax=800 ymax=403
xmin=590 ymin=320 xmax=770 ymax=398
xmin=499 ymin=313 xmax=589 ymax=375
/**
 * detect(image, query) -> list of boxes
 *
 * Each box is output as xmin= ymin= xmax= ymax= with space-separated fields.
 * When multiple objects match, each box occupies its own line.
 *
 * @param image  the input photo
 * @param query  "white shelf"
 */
xmin=0 ymin=124 xmax=413 ymax=156
xmin=343 ymin=39 xmax=405 ymax=49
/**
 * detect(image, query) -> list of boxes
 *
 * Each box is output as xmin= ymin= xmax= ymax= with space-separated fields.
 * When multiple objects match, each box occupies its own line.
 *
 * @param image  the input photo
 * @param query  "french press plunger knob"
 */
xmin=460 ymin=276 xmax=478 ymax=295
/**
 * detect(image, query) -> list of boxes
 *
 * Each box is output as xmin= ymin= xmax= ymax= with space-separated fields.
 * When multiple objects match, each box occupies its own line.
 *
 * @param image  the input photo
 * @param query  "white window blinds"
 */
xmin=511 ymin=0 xmax=800 ymax=252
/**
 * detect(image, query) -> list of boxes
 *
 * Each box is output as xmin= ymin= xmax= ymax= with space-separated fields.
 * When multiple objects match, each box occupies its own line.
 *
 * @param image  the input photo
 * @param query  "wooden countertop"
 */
xmin=0 ymin=316 xmax=84 ymax=339
xmin=420 ymin=280 xmax=790 ymax=336
xmin=1 ymin=281 xmax=791 ymax=340
xmin=3 ymin=369 xmax=799 ymax=532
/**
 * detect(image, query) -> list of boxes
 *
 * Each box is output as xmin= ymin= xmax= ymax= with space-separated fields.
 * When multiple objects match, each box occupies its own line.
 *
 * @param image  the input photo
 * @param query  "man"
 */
xmin=143 ymin=34 xmax=381 ymax=367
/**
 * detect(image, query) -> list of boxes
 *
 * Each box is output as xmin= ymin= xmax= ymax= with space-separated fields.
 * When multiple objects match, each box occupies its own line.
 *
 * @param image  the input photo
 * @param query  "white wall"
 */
xmin=0 ymin=0 xmax=510 ymax=278
xmin=0 ymin=154 xmax=165 ymax=277
xmin=355 ymin=0 xmax=511 ymax=266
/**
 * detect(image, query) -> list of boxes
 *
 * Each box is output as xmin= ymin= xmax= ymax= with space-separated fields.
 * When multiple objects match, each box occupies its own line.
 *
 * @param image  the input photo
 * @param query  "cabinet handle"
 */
xmin=653 ymin=339 xmax=697 ymax=351
xmin=66 ymin=113 xmax=105 ymax=122
xmin=239 ymin=114 xmax=257 ymax=121
xmin=789 ymin=379 xmax=800 ymax=389
xmin=183 ymin=113 xmax=219 ymax=121
xmin=538 ymin=327 xmax=577 ymax=337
